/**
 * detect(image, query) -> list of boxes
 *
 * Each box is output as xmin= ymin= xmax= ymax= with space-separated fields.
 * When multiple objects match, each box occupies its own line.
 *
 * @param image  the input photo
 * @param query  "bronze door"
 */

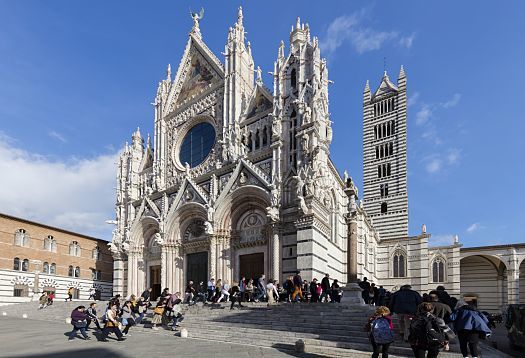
xmin=239 ymin=253 xmax=264 ymax=281
xmin=187 ymin=251 xmax=208 ymax=286
xmin=150 ymin=265 xmax=161 ymax=300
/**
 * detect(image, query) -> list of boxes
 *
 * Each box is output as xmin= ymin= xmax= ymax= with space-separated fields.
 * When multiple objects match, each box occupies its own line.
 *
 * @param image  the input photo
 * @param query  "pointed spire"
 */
xmin=237 ymin=6 xmax=243 ymax=26
xmin=256 ymin=66 xmax=263 ymax=84
xmin=166 ymin=64 xmax=171 ymax=81
xmin=399 ymin=65 xmax=406 ymax=79
xmin=278 ymin=40 xmax=285 ymax=59
xmin=247 ymin=41 xmax=252 ymax=56
xmin=364 ymin=80 xmax=370 ymax=92
xmin=146 ymin=134 xmax=151 ymax=148
xmin=296 ymin=17 xmax=301 ymax=30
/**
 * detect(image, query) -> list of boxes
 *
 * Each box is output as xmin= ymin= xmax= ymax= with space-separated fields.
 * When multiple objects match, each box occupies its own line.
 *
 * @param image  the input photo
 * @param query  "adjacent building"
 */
xmin=0 ymin=213 xmax=113 ymax=305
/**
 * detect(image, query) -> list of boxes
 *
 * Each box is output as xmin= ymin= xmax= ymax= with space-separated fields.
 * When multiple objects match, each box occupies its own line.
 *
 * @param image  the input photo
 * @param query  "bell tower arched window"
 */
xmin=290 ymin=68 xmax=297 ymax=90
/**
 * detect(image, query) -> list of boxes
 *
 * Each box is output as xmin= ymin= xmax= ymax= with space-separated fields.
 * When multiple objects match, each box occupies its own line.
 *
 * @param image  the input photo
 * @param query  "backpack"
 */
xmin=409 ymin=314 xmax=446 ymax=348
xmin=371 ymin=317 xmax=394 ymax=344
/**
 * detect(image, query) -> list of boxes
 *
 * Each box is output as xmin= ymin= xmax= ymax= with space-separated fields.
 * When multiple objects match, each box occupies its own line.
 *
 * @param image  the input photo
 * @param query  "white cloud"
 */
xmin=48 ymin=130 xmax=67 ymax=143
xmin=408 ymin=92 xmax=420 ymax=107
xmin=441 ymin=93 xmax=462 ymax=109
xmin=426 ymin=158 xmax=442 ymax=173
xmin=467 ymin=223 xmax=480 ymax=234
xmin=0 ymin=132 xmax=117 ymax=239
xmin=416 ymin=104 xmax=432 ymax=125
xmin=447 ymin=148 xmax=461 ymax=164
xmin=398 ymin=32 xmax=416 ymax=49
xmin=429 ymin=234 xmax=455 ymax=246
xmin=320 ymin=11 xmax=414 ymax=57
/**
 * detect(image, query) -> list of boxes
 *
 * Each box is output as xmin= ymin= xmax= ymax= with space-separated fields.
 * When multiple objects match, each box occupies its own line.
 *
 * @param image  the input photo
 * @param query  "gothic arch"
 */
xmin=430 ymin=255 xmax=447 ymax=283
xmin=165 ymin=202 xmax=207 ymax=243
xmin=129 ymin=216 xmax=160 ymax=251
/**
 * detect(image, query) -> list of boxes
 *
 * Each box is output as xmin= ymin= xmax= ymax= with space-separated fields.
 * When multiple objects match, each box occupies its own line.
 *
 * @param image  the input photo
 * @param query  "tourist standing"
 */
xmin=38 ymin=292 xmax=48 ymax=309
xmin=134 ymin=296 xmax=148 ymax=325
xmin=184 ymin=280 xmax=195 ymax=304
xmin=359 ymin=277 xmax=371 ymax=304
xmin=408 ymin=302 xmax=446 ymax=358
xmin=367 ymin=306 xmax=394 ymax=358
xmin=86 ymin=302 xmax=102 ymax=330
xmin=99 ymin=303 xmax=125 ymax=341
xmin=377 ymin=286 xmax=386 ymax=306
xmin=319 ymin=273 xmax=331 ymax=302
xmin=151 ymin=299 xmax=166 ymax=330
xmin=429 ymin=294 xmax=452 ymax=322
xmin=65 ymin=287 xmax=74 ymax=302
xmin=207 ymin=278 xmax=215 ymax=301
xmin=450 ymin=300 xmax=492 ymax=358
xmin=389 ymin=284 xmax=422 ymax=341
xmin=309 ymin=278 xmax=319 ymax=303
xmin=291 ymin=271 xmax=304 ymax=302
xmin=120 ymin=301 xmax=135 ymax=336
xmin=69 ymin=306 xmax=90 ymax=340
xmin=266 ymin=280 xmax=279 ymax=306
xmin=330 ymin=279 xmax=341 ymax=303
xmin=245 ymin=278 xmax=254 ymax=302
xmin=284 ymin=275 xmax=294 ymax=302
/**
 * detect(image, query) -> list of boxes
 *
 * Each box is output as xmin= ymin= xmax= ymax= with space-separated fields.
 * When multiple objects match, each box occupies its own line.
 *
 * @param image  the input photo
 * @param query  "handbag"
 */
xmin=153 ymin=306 xmax=164 ymax=315
xmin=122 ymin=318 xmax=128 ymax=326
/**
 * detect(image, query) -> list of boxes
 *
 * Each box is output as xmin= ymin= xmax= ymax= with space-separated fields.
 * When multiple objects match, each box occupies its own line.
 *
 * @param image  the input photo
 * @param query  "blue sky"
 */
xmin=0 ymin=1 xmax=523 ymax=247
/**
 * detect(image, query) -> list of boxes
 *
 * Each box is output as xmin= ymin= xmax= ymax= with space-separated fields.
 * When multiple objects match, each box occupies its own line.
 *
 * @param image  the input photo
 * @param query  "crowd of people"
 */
xmin=64 ymin=272 xmax=494 ymax=358
xmin=365 ymin=284 xmax=493 ymax=358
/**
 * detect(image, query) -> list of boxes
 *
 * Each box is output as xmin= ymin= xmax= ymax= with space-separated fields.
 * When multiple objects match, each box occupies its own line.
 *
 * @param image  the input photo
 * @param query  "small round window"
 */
xmin=179 ymin=122 xmax=215 ymax=168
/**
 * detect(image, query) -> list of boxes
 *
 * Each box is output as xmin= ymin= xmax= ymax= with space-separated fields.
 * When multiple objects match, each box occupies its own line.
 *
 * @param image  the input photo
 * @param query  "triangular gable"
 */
xmin=168 ymin=176 xmax=209 ymax=214
xmin=214 ymin=159 xmax=271 ymax=207
xmin=166 ymin=34 xmax=224 ymax=112
xmin=373 ymin=73 xmax=398 ymax=98
xmin=139 ymin=146 xmax=154 ymax=172
xmin=243 ymin=84 xmax=273 ymax=120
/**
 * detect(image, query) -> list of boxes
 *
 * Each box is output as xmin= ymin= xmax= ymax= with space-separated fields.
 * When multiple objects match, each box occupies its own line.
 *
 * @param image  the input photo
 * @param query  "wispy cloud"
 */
xmin=416 ymin=104 xmax=432 ymax=126
xmin=320 ymin=10 xmax=415 ymax=58
xmin=0 ymin=131 xmax=117 ymax=239
xmin=408 ymin=92 xmax=420 ymax=107
xmin=48 ymin=130 xmax=67 ymax=143
xmin=399 ymin=33 xmax=416 ymax=49
xmin=426 ymin=158 xmax=442 ymax=173
xmin=441 ymin=93 xmax=462 ymax=109
xmin=447 ymin=148 xmax=461 ymax=164
xmin=467 ymin=223 xmax=479 ymax=233
xmin=423 ymin=148 xmax=461 ymax=174
xmin=429 ymin=234 xmax=456 ymax=246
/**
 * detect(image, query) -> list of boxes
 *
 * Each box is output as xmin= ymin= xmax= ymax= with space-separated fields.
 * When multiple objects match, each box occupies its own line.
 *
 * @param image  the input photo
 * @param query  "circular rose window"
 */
xmin=179 ymin=122 xmax=215 ymax=168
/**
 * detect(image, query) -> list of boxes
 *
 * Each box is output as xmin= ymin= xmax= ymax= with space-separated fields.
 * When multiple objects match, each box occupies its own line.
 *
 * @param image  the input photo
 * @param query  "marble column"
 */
xmin=127 ymin=252 xmax=138 ymax=296
xmin=271 ymin=225 xmax=280 ymax=281
xmin=209 ymin=236 xmax=217 ymax=279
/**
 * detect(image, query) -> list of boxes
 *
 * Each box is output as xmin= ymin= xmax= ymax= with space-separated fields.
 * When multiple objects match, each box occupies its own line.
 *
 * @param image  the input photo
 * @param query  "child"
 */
xmin=151 ymin=298 xmax=166 ymax=330
xmin=367 ymin=306 xmax=394 ymax=358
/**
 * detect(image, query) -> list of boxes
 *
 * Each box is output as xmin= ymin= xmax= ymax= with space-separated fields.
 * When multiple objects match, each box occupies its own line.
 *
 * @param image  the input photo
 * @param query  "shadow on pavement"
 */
xmin=10 ymin=348 xmax=126 ymax=358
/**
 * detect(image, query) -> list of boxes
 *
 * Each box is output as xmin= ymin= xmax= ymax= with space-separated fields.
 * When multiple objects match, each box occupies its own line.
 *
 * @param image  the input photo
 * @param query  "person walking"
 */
xmin=319 ymin=273 xmax=331 ymax=303
xmin=99 ymin=303 xmax=125 ymax=341
xmin=47 ymin=291 xmax=55 ymax=306
xmin=377 ymin=286 xmax=386 ymax=306
xmin=88 ymin=287 xmax=96 ymax=300
xmin=151 ymin=298 xmax=166 ymax=330
xmin=217 ymin=281 xmax=231 ymax=302
xmin=134 ymin=296 xmax=148 ymax=325
xmin=389 ymin=284 xmax=422 ymax=342
xmin=255 ymin=274 xmax=267 ymax=302
xmin=366 ymin=306 xmax=394 ymax=358
xmin=309 ymin=278 xmax=319 ymax=303
xmin=184 ymin=280 xmax=195 ymax=304
xmin=291 ymin=271 xmax=304 ymax=302
xmin=266 ymin=280 xmax=279 ymax=306
xmin=245 ymin=278 xmax=254 ymax=302
xmin=429 ymin=294 xmax=452 ymax=322
xmin=450 ymin=300 xmax=492 ymax=358
xmin=68 ymin=306 xmax=90 ymax=340
xmin=120 ymin=301 xmax=135 ymax=336
xmin=207 ymin=278 xmax=215 ymax=301
xmin=65 ymin=287 xmax=74 ymax=302
xmin=86 ymin=302 xmax=102 ymax=330
xmin=38 ymin=292 xmax=48 ymax=309
xmin=284 ymin=275 xmax=294 ymax=302
xmin=408 ymin=302 xmax=447 ymax=358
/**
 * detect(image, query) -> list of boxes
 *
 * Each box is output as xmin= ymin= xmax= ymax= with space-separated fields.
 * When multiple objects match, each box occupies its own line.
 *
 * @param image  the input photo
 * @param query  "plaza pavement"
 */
xmin=0 ymin=316 xmax=322 ymax=358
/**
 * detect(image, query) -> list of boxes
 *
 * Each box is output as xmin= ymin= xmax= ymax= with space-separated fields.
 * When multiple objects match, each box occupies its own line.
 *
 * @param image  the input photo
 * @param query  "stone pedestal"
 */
xmin=340 ymin=283 xmax=365 ymax=305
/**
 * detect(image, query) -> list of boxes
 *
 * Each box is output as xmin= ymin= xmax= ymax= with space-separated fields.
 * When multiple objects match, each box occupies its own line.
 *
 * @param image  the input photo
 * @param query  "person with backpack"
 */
xmin=283 ymin=275 xmax=294 ymax=302
xmin=450 ymin=300 xmax=492 ymax=358
xmin=366 ymin=306 xmax=394 ymax=358
xmin=389 ymin=284 xmax=422 ymax=341
xmin=408 ymin=302 xmax=447 ymax=358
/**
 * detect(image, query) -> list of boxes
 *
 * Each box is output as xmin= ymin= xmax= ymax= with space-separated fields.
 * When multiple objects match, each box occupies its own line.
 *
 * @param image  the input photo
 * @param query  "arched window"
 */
xmin=68 ymin=265 xmax=74 ymax=277
xmin=387 ymin=163 xmax=391 ymax=176
xmin=432 ymin=257 xmax=446 ymax=282
xmin=375 ymin=146 xmax=379 ymax=159
xmin=391 ymin=121 xmax=395 ymax=134
xmin=92 ymin=247 xmax=100 ymax=260
xmin=374 ymin=126 xmax=378 ymax=139
xmin=290 ymin=68 xmax=297 ymax=90
xmin=290 ymin=110 xmax=298 ymax=169
xmin=14 ymin=229 xmax=29 ymax=247
xmin=381 ymin=202 xmax=388 ymax=214
xmin=389 ymin=142 xmax=393 ymax=156
xmin=262 ymin=127 xmax=268 ymax=147
xmin=69 ymin=241 xmax=81 ymax=257
xmin=13 ymin=257 xmax=20 ymax=271
xmin=393 ymin=251 xmax=406 ymax=277
xmin=44 ymin=235 xmax=57 ymax=252
xmin=22 ymin=259 xmax=29 ymax=272
xmin=75 ymin=266 xmax=81 ymax=278
xmin=43 ymin=262 xmax=49 ymax=274
xmin=50 ymin=263 xmax=56 ymax=275
xmin=13 ymin=284 xmax=29 ymax=297
xmin=378 ymin=165 xmax=381 ymax=178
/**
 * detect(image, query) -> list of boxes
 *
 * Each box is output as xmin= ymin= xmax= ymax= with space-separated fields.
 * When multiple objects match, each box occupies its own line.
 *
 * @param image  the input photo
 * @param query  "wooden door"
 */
xmin=239 ymin=253 xmax=264 ymax=281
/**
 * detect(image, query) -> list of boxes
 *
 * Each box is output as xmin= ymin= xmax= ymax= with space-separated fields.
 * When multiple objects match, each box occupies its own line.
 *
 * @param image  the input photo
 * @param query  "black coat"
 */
xmin=389 ymin=288 xmax=422 ymax=314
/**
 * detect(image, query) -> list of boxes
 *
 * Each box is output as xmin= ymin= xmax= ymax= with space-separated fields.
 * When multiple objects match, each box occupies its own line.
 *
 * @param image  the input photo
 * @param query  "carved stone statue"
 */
xmin=153 ymin=232 xmax=164 ymax=245
xmin=239 ymin=172 xmax=247 ymax=185
xmin=303 ymin=104 xmax=312 ymax=124
xmin=206 ymin=204 xmax=215 ymax=222
xmin=422 ymin=224 xmax=427 ymax=234
xmin=189 ymin=7 xmax=204 ymax=31
xmin=204 ymin=221 xmax=214 ymax=234
xmin=266 ymin=206 xmax=280 ymax=222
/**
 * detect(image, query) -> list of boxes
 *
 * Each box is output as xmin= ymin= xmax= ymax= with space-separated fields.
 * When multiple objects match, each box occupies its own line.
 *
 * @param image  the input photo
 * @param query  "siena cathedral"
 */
xmin=109 ymin=8 xmax=525 ymax=309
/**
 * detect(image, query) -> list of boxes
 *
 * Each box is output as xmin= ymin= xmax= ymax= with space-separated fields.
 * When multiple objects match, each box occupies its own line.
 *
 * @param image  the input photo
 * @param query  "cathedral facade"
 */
xmin=110 ymin=9 xmax=525 ymax=311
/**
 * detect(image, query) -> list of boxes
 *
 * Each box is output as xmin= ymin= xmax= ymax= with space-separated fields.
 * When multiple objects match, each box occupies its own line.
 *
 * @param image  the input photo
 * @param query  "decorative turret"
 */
xmin=290 ymin=17 xmax=308 ymax=48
